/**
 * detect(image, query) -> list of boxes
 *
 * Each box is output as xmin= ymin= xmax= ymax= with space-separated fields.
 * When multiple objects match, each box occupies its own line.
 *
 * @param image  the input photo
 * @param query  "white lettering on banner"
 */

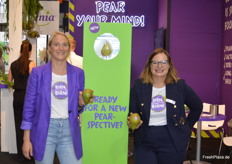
xmin=225 ymin=62 xmax=232 ymax=68
xmin=225 ymin=20 xmax=232 ymax=31
xmin=224 ymin=4 xmax=232 ymax=31
xmin=76 ymin=15 xmax=108 ymax=26
xmin=75 ymin=1 xmax=146 ymax=27
xmin=225 ymin=78 xmax=232 ymax=84
xmin=223 ymin=1 xmax=232 ymax=85
xmin=95 ymin=1 xmax=125 ymax=14
xmin=225 ymin=46 xmax=232 ymax=52
xmin=111 ymin=15 xmax=145 ymax=27
xmin=225 ymin=70 xmax=231 ymax=76
xmin=76 ymin=15 xmax=145 ymax=27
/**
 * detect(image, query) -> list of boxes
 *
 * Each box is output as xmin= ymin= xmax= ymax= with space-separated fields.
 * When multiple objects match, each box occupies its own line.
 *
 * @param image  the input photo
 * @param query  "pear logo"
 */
xmin=101 ymin=41 xmax=112 ymax=56
xmin=94 ymin=33 xmax=120 ymax=60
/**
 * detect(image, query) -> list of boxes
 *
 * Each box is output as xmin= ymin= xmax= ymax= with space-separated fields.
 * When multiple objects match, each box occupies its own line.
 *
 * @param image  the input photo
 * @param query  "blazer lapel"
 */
xmin=67 ymin=62 xmax=76 ymax=110
xmin=142 ymin=83 xmax=152 ymax=122
xmin=43 ymin=62 xmax=52 ymax=109
xmin=166 ymin=84 xmax=176 ymax=119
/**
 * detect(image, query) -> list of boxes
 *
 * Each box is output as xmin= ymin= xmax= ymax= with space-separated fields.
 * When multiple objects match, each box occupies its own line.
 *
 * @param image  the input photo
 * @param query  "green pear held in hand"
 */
xmin=101 ymin=41 xmax=112 ymax=56
xmin=82 ymin=89 xmax=94 ymax=104
xmin=129 ymin=113 xmax=141 ymax=132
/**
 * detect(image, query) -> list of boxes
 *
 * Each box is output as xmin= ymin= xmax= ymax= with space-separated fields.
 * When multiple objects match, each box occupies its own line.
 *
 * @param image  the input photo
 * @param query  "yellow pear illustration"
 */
xmin=101 ymin=41 xmax=112 ymax=56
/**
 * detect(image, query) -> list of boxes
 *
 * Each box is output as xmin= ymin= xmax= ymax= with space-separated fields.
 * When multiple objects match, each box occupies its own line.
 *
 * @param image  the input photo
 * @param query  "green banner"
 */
xmin=81 ymin=22 xmax=132 ymax=164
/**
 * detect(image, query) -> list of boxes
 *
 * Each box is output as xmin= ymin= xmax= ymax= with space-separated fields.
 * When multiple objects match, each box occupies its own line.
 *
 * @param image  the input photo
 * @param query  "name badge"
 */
xmin=166 ymin=98 xmax=176 ymax=105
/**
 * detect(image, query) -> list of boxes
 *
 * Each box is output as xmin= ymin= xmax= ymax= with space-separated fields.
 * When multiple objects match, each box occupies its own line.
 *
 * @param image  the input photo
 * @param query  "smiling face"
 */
xmin=150 ymin=52 xmax=170 ymax=79
xmin=48 ymin=34 xmax=70 ymax=62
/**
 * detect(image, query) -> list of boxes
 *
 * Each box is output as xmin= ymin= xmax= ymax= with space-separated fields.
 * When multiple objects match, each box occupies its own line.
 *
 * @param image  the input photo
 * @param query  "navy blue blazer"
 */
xmin=129 ymin=79 xmax=203 ymax=151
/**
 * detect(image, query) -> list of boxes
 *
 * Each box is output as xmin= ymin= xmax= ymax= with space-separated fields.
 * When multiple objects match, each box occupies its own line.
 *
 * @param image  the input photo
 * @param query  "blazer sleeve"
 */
xmin=21 ymin=68 xmax=38 ymax=130
xmin=129 ymin=79 xmax=142 ymax=114
xmin=78 ymin=69 xmax=85 ymax=114
xmin=180 ymin=80 xmax=203 ymax=128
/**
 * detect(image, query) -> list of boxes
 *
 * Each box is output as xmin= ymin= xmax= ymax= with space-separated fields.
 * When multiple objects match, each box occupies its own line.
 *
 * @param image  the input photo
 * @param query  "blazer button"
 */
xmin=175 ymin=123 xmax=178 ymax=126
xmin=173 ymin=115 xmax=177 ymax=117
xmin=174 ymin=105 xmax=177 ymax=108
xmin=141 ymin=103 xmax=144 ymax=106
xmin=140 ymin=112 xmax=143 ymax=115
xmin=68 ymin=110 xmax=72 ymax=113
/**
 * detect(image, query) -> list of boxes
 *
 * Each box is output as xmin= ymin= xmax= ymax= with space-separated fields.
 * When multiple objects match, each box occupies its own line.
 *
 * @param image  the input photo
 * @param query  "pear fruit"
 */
xmin=101 ymin=41 xmax=112 ymax=56
xmin=82 ymin=89 xmax=93 ymax=104
xmin=129 ymin=113 xmax=141 ymax=132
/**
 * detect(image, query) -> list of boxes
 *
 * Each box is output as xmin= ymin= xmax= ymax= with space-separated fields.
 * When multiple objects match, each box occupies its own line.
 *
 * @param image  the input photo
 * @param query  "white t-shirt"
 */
xmin=149 ymin=86 xmax=167 ymax=126
xmin=67 ymin=51 xmax=83 ymax=69
xmin=51 ymin=73 xmax=69 ymax=118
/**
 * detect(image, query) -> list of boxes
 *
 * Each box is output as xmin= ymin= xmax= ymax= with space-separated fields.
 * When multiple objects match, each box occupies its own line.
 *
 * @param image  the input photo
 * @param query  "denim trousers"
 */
xmin=35 ymin=118 xmax=82 ymax=164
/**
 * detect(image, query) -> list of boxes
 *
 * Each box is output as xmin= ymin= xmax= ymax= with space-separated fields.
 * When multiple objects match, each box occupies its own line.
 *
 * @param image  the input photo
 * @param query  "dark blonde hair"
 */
xmin=19 ymin=40 xmax=32 ymax=75
xmin=140 ymin=48 xmax=179 ymax=84
xmin=69 ymin=38 xmax=76 ymax=51
xmin=47 ymin=31 xmax=71 ymax=59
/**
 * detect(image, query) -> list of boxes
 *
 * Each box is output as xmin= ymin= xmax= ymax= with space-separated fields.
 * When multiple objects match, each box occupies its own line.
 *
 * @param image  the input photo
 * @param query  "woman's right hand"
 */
xmin=22 ymin=140 xmax=33 ymax=159
xmin=127 ymin=112 xmax=143 ymax=130
xmin=22 ymin=130 xmax=33 ymax=159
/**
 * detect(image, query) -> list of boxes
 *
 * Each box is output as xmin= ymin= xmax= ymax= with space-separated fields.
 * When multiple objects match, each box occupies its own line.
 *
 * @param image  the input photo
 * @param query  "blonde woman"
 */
xmin=21 ymin=31 xmax=91 ymax=164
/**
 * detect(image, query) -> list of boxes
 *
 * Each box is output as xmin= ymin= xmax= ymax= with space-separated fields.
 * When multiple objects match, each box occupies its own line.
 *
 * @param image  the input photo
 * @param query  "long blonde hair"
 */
xmin=140 ymin=48 xmax=179 ymax=84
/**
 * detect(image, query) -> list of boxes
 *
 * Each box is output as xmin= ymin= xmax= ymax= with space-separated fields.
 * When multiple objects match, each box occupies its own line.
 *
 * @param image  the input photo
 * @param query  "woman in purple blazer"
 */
xmin=129 ymin=48 xmax=203 ymax=164
xmin=21 ymin=31 xmax=88 ymax=164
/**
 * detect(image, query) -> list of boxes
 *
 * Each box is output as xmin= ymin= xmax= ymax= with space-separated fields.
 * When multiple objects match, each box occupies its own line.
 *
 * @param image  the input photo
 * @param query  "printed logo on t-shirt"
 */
xmin=52 ymin=81 xmax=68 ymax=99
xmin=151 ymin=95 xmax=166 ymax=112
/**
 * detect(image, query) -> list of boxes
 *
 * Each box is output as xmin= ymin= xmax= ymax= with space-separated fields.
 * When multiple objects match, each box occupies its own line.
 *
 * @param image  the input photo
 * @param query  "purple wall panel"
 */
xmin=171 ymin=33 xmax=220 ymax=103
xmin=158 ymin=0 xmax=167 ymax=29
xmin=169 ymin=0 xmax=222 ymax=103
xmin=221 ymin=1 xmax=232 ymax=131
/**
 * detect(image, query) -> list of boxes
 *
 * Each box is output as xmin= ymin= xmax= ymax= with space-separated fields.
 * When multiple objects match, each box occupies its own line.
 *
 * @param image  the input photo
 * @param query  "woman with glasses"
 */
xmin=128 ymin=48 xmax=203 ymax=164
xmin=21 ymin=31 xmax=92 ymax=164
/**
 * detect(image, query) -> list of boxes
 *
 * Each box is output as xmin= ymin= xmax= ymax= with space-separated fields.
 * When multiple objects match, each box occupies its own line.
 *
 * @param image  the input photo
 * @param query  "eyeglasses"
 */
xmin=151 ymin=60 xmax=169 ymax=67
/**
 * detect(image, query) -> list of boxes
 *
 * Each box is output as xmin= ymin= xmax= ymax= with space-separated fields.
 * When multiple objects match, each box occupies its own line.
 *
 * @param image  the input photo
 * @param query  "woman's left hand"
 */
xmin=127 ymin=112 xmax=143 ymax=130
xmin=78 ymin=91 xmax=94 ymax=107
xmin=78 ymin=91 xmax=85 ymax=107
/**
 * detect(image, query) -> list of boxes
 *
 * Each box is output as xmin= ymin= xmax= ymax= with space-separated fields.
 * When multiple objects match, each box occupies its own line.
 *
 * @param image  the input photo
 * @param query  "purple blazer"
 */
xmin=21 ymin=61 xmax=85 ymax=161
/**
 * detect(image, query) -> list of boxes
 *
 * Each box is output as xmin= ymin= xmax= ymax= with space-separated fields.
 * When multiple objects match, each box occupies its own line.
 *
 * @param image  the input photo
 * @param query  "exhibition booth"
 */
xmin=1 ymin=0 xmax=232 ymax=164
